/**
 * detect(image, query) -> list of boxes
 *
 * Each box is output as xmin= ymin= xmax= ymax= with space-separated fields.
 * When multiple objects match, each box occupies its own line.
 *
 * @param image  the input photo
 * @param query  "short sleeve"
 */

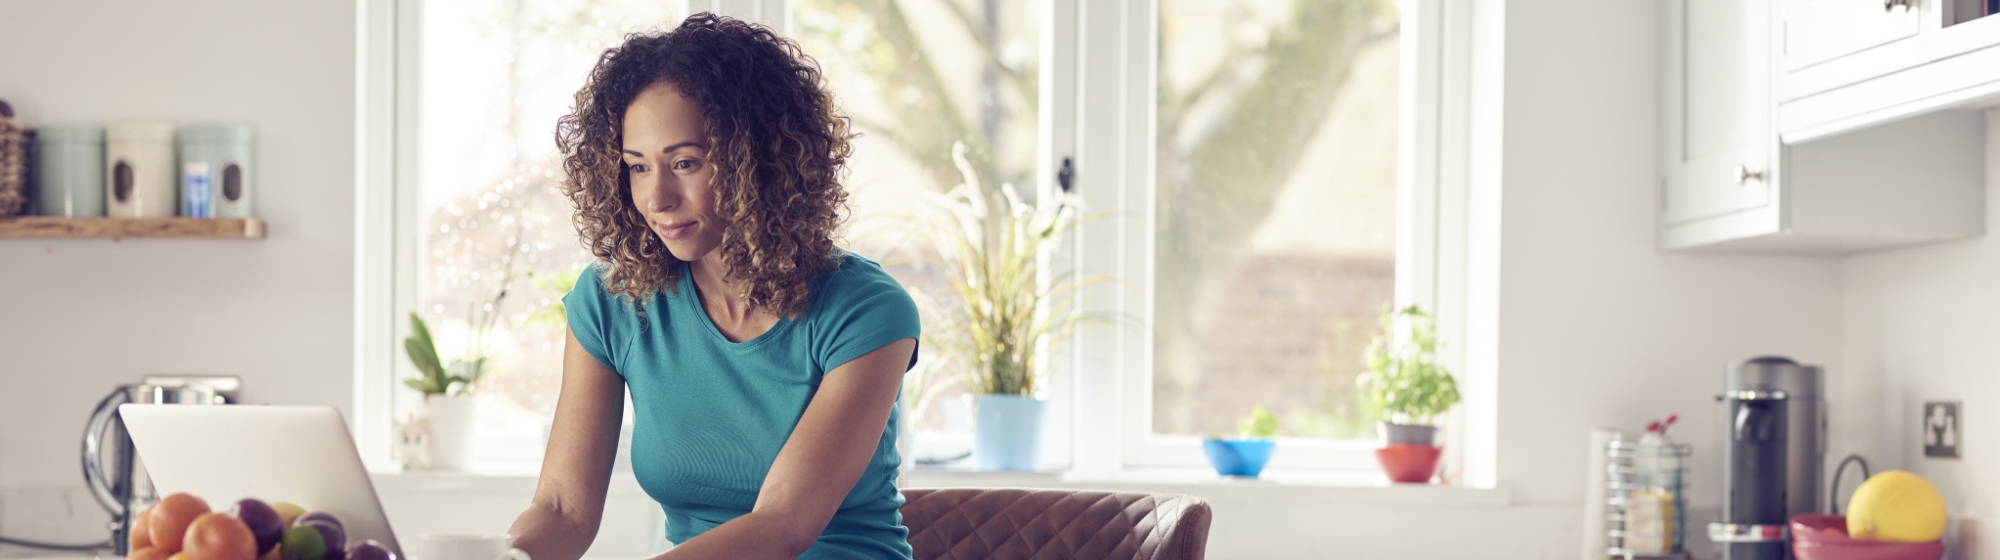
xmin=563 ymin=265 xmax=624 ymax=373
xmin=812 ymin=264 xmax=921 ymax=374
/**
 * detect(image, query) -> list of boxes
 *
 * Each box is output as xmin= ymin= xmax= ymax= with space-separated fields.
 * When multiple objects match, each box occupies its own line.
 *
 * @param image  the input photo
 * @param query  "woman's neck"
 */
xmin=687 ymin=255 xmax=758 ymax=323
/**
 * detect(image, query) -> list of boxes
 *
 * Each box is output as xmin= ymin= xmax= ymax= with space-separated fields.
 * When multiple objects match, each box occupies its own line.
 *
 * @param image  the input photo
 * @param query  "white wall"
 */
xmin=1490 ymin=0 xmax=1851 ymax=500
xmin=1842 ymin=110 xmax=1999 ymax=560
xmin=0 ymin=0 xmax=356 ymax=492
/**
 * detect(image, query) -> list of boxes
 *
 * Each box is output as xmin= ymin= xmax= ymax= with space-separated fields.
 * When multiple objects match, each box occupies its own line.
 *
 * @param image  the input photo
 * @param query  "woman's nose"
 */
xmin=638 ymin=177 xmax=678 ymax=213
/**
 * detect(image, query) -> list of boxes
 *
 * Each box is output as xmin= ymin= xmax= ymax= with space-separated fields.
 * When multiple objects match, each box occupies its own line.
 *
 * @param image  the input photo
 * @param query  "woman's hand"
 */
xmin=658 ymin=338 xmax=917 ymax=560
xmin=507 ymin=329 xmax=625 ymax=560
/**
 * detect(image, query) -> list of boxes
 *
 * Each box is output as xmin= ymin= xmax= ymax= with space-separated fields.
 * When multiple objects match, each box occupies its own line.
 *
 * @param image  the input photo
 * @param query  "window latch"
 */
xmin=1057 ymin=157 xmax=1074 ymax=193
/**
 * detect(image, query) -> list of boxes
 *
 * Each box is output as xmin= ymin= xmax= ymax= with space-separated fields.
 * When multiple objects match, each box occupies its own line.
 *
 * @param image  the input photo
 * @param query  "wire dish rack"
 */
xmin=1606 ymin=437 xmax=1694 ymax=559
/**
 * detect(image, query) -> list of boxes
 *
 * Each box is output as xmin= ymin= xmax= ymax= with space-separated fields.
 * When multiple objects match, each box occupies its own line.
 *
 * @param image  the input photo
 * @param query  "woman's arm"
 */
xmin=656 ymin=338 xmax=917 ymax=560
xmin=508 ymin=329 xmax=625 ymax=560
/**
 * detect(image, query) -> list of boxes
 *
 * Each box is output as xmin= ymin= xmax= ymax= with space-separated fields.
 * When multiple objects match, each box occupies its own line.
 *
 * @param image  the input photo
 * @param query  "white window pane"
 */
xmin=1153 ymin=0 xmax=1401 ymax=439
xmin=418 ymin=0 xmax=680 ymax=469
xmin=791 ymin=0 xmax=1040 ymax=457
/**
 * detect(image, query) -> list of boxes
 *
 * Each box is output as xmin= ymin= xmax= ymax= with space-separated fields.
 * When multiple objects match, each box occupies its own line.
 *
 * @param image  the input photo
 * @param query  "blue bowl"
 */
xmin=1202 ymin=438 xmax=1276 ymax=477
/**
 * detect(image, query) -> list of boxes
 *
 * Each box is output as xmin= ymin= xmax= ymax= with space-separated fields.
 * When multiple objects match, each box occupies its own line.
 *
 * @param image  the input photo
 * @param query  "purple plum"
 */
xmin=300 ymin=519 xmax=346 ymax=560
xmin=231 ymin=498 xmax=285 ymax=555
xmin=345 ymin=540 xmax=397 ymax=560
xmin=292 ymin=512 xmax=344 ymax=531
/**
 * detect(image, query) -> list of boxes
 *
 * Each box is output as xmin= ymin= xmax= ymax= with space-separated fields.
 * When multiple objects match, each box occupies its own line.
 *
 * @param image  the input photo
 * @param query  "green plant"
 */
xmin=402 ymin=313 xmax=486 ymax=397
xmin=1356 ymin=305 xmax=1460 ymax=426
xmin=915 ymin=142 xmax=1110 ymax=398
xmin=1238 ymin=405 xmax=1280 ymax=439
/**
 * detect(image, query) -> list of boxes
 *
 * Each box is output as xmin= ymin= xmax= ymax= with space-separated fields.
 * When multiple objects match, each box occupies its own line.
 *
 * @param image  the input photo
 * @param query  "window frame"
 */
xmin=354 ymin=0 xmax=1496 ymax=480
xmin=1061 ymin=0 xmax=1495 ymax=476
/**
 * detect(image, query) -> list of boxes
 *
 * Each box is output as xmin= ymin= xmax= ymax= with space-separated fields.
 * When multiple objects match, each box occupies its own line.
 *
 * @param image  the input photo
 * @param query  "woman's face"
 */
xmin=622 ymin=81 xmax=724 ymax=264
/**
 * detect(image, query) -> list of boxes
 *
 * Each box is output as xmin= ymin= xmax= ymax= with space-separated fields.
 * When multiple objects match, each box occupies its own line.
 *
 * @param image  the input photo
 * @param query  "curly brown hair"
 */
xmin=557 ymin=13 xmax=851 ymax=316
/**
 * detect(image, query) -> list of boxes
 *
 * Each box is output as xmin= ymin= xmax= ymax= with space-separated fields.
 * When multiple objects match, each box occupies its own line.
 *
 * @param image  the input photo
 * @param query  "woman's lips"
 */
xmin=655 ymin=221 xmax=695 ymax=240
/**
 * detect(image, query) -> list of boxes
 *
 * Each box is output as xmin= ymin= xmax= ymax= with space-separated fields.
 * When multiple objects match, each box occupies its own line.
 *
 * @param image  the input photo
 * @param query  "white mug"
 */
xmin=417 ymin=534 xmax=531 ymax=560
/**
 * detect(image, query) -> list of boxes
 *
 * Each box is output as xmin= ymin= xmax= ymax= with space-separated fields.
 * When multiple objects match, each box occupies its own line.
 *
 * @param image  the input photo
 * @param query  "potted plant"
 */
xmin=403 ymin=312 xmax=492 ymax=471
xmin=915 ymin=143 xmax=1105 ymax=471
xmin=1356 ymin=305 xmax=1459 ymax=484
xmin=1202 ymin=405 xmax=1280 ymax=477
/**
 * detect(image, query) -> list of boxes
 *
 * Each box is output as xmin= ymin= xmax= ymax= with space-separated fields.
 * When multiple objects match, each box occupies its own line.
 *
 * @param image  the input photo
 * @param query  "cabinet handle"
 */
xmin=1882 ymin=0 xmax=1913 ymax=11
xmin=1734 ymin=165 xmax=1766 ymax=184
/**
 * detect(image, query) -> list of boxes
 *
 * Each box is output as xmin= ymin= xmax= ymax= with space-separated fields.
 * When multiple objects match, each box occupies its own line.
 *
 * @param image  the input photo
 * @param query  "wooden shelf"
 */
xmin=0 ymin=217 xmax=266 ymax=239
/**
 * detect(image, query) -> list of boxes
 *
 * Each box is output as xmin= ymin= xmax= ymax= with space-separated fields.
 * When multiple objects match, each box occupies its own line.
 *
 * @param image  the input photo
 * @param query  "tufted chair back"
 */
xmin=897 ymin=488 xmax=1212 ymax=560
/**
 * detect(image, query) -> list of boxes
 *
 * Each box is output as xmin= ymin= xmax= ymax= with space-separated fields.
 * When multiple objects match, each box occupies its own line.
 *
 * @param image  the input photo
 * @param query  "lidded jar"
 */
xmin=176 ymin=125 xmax=254 ymax=218
xmin=32 ymin=125 xmax=106 ymax=217
xmin=105 ymin=122 xmax=176 ymax=217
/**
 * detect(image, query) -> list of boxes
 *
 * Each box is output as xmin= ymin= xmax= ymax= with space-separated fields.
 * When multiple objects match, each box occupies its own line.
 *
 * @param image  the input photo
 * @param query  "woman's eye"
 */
xmin=674 ymin=160 xmax=698 ymax=171
xmin=627 ymin=163 xmax=648 ymax=173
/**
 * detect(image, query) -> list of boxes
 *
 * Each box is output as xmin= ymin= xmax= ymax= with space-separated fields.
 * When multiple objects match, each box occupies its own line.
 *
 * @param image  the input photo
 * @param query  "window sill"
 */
xmin=369 ymin=467 xmax=1512 ymax=509
xmin=902 ymin=467 xmax=1512 ymax=508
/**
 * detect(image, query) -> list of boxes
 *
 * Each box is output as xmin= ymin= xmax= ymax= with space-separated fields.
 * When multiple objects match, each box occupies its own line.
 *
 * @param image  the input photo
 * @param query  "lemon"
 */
xmin=1846 ymin=470 xmax=1948 ymax=542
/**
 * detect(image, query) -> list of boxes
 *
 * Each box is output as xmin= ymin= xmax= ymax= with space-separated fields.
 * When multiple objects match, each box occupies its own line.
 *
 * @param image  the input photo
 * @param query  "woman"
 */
xmin=507 ymin=14 xmax=919 ymax=560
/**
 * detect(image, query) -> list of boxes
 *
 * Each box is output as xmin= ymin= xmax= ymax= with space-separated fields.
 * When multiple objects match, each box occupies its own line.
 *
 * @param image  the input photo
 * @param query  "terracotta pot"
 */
xmin=1375 ymin=444 xmax=1443 ymax=483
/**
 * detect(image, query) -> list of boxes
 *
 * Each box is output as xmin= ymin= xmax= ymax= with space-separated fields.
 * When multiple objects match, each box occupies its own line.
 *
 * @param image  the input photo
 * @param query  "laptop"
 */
xmin=118 ymin=405 xmax=403 ymax=556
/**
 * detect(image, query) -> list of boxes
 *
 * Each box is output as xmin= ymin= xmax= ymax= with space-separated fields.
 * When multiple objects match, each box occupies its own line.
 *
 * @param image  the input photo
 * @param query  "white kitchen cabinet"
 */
xmin=1779 ymin=0 xmax=2000 ymax=140
xmin=1662 ymin=0 xmax=1775 ymax=230
xmin=1661 ymin=0 xmax=1988 ymax=253
xmin=1783 ymin=0 xmax=1922 ymax=72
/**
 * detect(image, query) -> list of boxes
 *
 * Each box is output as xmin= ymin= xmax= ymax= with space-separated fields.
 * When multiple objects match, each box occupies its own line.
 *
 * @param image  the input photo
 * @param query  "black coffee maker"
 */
xmin=1710 ymin=357 xmax=1824 ymax=560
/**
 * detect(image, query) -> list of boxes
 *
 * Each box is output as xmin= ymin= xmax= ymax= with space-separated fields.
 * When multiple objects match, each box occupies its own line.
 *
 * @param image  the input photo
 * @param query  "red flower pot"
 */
xmin=1375 ymin=444 xmax=1443 ymax=483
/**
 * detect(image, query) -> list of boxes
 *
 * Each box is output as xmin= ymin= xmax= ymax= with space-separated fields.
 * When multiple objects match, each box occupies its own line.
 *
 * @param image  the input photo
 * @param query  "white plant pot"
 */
xmin=425 ymin=394 xmax=481 ymax=471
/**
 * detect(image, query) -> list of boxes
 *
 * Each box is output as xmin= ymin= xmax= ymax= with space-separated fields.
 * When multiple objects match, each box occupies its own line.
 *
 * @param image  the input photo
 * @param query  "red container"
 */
xmin=1374 ymin=444 xmax=1442 ymax=483
xmin=1791 ymin=514 xmax=1944 ymax=560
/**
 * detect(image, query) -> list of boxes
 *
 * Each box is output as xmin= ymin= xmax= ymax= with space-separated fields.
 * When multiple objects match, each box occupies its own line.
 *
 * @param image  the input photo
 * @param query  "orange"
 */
xmin=148 ymin=493 xmax=211 ymax=553
xmin=183 ymin=512 xmax=257 ymax=560
xmin=128 ymin=547 xmax=169 ymax=560
xmin=131 ymin=506 xmax=155 ymax=550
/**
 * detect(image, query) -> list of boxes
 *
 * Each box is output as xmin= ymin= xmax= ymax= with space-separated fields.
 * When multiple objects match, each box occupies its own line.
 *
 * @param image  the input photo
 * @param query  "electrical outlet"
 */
xmin=1924 ymin=401 xmax=1961 ymax=459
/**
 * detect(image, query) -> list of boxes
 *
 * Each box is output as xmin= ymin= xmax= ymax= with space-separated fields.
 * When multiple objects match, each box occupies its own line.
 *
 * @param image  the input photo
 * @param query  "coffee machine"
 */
xmin=1710 ymin=357 xmax=1824 ymax=560
xmin=81 ymin=376 xmax=236 ymax=555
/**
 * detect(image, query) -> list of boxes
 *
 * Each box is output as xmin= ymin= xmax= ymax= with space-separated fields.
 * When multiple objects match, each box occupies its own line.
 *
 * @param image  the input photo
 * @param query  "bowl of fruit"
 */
xmin=1793 ymin=470 xmax=1949 ymax=560
xmin=128 ymin=493 xmax=396 ymax=560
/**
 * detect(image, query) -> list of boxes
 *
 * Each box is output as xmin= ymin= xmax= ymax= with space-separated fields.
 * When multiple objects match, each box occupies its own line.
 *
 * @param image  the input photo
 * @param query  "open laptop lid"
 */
xmin=119 ymin=405 xmax=402 ymax=556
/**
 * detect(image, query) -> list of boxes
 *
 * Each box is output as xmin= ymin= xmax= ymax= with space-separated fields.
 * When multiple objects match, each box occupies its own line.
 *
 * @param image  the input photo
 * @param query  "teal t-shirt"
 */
xmin=563 ymin=253 xmax=918 ymax=560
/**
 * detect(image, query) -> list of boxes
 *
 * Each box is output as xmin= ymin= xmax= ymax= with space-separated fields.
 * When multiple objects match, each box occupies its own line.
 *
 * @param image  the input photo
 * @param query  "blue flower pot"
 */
xmin=973 ymin=395 xmax=1045 ymax=471
xmin=1202 ymin=438 xmax=1276 ymax=477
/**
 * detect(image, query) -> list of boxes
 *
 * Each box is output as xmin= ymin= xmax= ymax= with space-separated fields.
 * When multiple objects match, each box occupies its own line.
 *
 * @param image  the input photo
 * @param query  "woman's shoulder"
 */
xmin=564 ymin=262 xmax=656 ymax=317
xmin=815 ymin=251 xmax=908 ymax=301
xmin=805 ymin=251 xmax=917 ymax=321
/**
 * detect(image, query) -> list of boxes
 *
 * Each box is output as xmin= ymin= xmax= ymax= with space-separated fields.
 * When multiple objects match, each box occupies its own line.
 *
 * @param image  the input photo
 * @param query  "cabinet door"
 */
xmin=1664 ymin=0 xmax=1773 ymax=225
xmin=1783 ymin=0 xmax=1922 ymax=71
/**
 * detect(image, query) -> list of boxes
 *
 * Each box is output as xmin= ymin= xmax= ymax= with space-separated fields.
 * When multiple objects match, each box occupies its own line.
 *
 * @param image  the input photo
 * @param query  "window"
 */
xmin=400 ymin=0 xmax=1046 ymax=469
xmin=358 ymin=0 xmax=1482 ymax=477
xmin=1067 ymin=0 xmax=1476 ymax=474
xmin=789 ymin=0 xmax=1045 ymax=465
xmin=410 ymin=0 xmax=683 ymax=470
xmin=1151 ymin=0 xmax=1402 ymax=440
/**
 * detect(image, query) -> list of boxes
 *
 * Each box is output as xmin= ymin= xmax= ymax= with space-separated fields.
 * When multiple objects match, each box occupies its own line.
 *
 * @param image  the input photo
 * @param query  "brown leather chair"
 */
xmin=898 ymin=488 xmax=1212 ymax=560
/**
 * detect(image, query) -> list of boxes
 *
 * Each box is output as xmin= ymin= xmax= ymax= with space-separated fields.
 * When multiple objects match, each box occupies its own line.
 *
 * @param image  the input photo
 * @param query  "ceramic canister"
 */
xmin=32 ymin=125 xmax=106 ymax=217
xmin=105 ymin=122 xmax=176 ymax=217
xmin=176 ymin=125 xmax=254 ymax=218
